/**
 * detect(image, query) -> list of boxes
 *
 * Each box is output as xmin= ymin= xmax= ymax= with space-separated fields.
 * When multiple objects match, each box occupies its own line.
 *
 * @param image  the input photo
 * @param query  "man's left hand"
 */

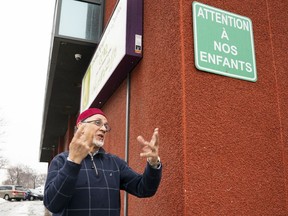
xmin=137 ymin=128 xmax=160 ymax=166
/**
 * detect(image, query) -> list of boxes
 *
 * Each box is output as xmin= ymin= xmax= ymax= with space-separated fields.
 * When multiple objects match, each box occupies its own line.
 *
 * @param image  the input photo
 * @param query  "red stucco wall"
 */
xmin=100 ymin=0 xmax=288 ymax=215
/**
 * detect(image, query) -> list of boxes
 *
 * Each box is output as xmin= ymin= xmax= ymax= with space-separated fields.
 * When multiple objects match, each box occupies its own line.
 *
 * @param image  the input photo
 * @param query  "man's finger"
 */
xmin=150 ymin=128 xmax=159 ymax=147
xmin=74 ymin=124 xmax=86 ymax=138
xmin=137 ymin=135 xmax=146 ymax=145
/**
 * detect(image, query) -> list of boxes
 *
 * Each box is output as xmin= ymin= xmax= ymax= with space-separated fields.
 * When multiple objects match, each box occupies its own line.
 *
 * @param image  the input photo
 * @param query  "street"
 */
xmin=0 ymin=199 xmax=52 ymax=216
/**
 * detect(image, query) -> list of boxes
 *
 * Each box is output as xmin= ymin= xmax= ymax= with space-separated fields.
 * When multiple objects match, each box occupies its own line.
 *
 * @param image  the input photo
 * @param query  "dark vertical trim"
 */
xmin=124 ymin=72 xmax=130 ymax=216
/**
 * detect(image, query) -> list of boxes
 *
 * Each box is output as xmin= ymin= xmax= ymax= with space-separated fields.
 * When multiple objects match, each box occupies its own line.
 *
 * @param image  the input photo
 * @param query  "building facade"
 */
xmin=40 ymin=0 xmax=288 ymax=215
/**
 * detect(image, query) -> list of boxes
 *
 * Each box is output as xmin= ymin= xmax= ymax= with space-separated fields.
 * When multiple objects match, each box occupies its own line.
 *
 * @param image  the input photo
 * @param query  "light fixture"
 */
xmin=74 ymin=53 xmax=82 ymax=61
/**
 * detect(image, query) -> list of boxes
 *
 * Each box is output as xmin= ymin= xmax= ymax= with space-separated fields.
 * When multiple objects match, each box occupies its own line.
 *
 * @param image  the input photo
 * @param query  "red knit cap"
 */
xmin=76 ymin=108 xmax=106 ymax=124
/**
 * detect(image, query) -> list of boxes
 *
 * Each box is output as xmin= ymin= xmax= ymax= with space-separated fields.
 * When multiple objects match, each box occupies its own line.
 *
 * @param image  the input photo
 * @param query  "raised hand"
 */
xmin=137 ymin=128 xmax=160 ymax=165
xmin=68 ymin=124 xmax=95 ymax=164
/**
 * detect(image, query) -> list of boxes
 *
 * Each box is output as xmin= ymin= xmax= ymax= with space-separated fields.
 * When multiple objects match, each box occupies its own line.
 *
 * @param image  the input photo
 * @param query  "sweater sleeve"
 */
xmin=118 ymin=157 xmax=162 ymax=198
xmin=43 ymin=152 xmax=81 ymax=213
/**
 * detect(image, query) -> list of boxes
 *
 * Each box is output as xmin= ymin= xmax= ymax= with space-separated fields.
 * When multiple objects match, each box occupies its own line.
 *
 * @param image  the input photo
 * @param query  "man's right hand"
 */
xmin=68 ymin=124 xmax=94 ymax=164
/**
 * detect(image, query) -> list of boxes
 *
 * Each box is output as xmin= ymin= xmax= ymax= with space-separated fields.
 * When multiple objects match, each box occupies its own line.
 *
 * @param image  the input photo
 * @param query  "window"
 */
xmin=57 ymin=0 xmax=104 ymax=42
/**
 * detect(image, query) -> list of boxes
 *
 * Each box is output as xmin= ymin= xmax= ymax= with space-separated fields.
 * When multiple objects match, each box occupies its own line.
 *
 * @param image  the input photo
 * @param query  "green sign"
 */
xmin=192 ymin=2 xmax=257 ymax=82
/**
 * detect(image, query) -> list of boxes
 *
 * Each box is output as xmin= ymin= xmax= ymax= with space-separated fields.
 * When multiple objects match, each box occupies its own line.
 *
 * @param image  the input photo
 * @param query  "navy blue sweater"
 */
xmin=44 ymin=148 xmax=162 ymax=216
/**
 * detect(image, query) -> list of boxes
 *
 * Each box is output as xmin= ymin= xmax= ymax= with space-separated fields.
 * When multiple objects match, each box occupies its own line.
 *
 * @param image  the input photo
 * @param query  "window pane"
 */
xmin=59 ymin=0 xmax=102 ymax=41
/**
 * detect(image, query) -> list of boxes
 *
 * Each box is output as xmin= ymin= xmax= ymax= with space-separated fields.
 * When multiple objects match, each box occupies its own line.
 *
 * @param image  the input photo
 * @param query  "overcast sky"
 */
xmin=0 ymin=1 xmax=55 ymax=174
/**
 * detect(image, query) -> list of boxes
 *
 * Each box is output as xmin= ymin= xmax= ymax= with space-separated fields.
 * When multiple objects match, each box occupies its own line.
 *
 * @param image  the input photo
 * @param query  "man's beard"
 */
xmin=93 ymin=138 xmax=104 ymax=148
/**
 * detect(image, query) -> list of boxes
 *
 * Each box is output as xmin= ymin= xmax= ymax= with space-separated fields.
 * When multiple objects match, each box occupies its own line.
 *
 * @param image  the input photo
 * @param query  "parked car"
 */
xmin=25 ymin=188 xmax=44 ymax=201
xmin=34 ymin=186 xmax=44 ymax=195
xmin=0 ymin=185 xmax=26 ymax=201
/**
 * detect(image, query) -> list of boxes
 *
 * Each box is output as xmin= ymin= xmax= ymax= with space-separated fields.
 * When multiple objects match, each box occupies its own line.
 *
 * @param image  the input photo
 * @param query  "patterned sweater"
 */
xmin=44 ymin=148 xmax=162 ymax=216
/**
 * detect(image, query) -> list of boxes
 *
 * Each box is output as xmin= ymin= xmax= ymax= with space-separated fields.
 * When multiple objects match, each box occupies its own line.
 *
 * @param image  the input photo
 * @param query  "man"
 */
xmin=44 ymin=108 xmax=162 ymax=216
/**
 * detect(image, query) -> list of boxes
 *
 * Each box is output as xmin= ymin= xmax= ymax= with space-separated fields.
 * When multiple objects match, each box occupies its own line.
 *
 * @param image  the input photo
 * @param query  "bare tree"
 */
xmin=3 ymin=164 xmax=47 ymax=188
xmin=3 ymin=166 xmax=22 ymax=185
xmin=19 ymin=165 xmax=37 ymax=188
xmin=0 ymin=109 xmax=47 ymax=187
xmin=0 ymin=156 xmax=8 ymax=169
xmin=36 ymin=173 xmax=47 ymax=187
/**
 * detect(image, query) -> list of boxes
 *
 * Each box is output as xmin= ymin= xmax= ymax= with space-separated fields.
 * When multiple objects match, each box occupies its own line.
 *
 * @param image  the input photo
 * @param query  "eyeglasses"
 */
xmin=81 ymin=119 xmax=111 ymax=132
